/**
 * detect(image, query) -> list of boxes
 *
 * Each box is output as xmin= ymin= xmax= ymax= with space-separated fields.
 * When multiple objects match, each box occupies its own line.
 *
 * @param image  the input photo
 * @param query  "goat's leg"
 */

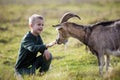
xmin=106 ymin=55 xmax=110 ymax=73
xmin=97 ymin=53 xmax=105 ymax=76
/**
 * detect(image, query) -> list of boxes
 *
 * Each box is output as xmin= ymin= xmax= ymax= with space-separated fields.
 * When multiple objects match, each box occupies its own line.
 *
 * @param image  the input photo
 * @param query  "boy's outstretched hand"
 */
xmin=46 ymin=40 xmax=57 ymax=48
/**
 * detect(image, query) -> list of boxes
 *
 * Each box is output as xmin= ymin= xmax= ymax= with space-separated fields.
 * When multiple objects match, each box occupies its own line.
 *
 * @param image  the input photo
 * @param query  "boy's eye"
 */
xmin=38 ymin=24 xmax=41 ymax=26
xmin=42 ymin=24 xmax=44 ymax=26
xmin=38 ymin=24 xmax=44 ymax=26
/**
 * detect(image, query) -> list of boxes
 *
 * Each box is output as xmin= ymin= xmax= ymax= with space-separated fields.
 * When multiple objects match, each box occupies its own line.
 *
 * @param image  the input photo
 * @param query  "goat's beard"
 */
xmin=63 ymin=39 xmax=68 ymax=45
xmin=64 ymin=41 xmax=68 ymax=51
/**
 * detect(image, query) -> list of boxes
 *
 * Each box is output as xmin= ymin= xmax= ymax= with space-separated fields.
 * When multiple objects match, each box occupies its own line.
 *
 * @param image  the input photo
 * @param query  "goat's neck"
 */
xmin=67 ymin=24 xmax=86 ymax=44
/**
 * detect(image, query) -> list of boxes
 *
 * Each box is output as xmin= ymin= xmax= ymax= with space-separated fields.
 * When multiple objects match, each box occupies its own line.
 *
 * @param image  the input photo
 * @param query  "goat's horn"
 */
xmin=60 ymin=12 xmax=81 ymax=23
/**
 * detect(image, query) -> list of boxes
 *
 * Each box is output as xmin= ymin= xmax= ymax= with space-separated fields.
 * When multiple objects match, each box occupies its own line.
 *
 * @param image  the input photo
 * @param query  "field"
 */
xmin=0 ymin=0 xmax=120 ymax=80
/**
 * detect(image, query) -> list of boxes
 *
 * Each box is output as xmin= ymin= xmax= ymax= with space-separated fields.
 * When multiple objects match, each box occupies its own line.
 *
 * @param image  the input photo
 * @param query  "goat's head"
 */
xmin=53 ymin=12 xmax=81 ymax=44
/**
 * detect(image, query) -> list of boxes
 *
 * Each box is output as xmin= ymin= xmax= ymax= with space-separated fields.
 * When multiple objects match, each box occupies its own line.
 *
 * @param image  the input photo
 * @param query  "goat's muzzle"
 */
xmin=56 ymin=38 xmax=68 ymax=45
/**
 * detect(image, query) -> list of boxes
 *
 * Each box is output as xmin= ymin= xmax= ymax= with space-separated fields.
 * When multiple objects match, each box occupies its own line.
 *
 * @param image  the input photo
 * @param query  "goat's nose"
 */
xmin=56 ymin=38 xmax=60 ymax=44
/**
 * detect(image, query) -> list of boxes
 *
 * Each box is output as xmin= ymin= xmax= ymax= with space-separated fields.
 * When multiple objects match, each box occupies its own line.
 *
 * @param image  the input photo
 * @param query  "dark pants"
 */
xmin=15 ymin=54 xmax=52 ymax=75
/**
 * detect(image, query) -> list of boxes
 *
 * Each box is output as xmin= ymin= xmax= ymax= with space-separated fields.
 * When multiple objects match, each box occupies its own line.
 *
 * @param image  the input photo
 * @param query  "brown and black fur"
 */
xmin=53 ymin=12 xmax=120 ymax=75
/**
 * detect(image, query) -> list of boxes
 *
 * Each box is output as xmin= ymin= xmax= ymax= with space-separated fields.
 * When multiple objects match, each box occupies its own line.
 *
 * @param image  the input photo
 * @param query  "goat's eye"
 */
xmin=58 ymin=27 xmax=63 ymax=30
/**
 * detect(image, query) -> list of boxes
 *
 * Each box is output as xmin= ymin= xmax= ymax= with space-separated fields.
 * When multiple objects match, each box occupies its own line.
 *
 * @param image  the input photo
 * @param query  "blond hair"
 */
xmin=29 ymin=14 xmax=43 ymax=25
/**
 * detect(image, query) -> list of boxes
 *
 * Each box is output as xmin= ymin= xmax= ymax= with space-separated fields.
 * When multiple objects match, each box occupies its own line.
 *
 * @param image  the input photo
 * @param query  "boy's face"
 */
xmin=31 ymin=18 xmax=44 ymax=35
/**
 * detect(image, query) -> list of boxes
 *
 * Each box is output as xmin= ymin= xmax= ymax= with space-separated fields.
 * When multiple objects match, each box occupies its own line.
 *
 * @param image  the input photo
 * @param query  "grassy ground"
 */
xmin=0 ymin=0 xmax=120 ymax=80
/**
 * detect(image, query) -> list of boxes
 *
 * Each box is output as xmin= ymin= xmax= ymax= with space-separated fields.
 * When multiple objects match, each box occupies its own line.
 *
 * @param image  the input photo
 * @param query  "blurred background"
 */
xmin=0 ymin=0 xmax=120 ymax=80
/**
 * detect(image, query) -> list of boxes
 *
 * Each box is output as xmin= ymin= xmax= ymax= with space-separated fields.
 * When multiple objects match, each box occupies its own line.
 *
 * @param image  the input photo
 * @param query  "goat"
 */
xmin=53 ymin=12 xmax=120 ymax=75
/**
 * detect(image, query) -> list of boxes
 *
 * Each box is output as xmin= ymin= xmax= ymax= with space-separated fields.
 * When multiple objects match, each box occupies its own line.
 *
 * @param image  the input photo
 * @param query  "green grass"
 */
xmin=0 ymin=0 xmax=120 ymax=80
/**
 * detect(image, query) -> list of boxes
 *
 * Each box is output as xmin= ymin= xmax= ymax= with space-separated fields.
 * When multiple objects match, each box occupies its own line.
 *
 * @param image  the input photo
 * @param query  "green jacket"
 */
xmin=15 ymin=31 xmax=47 ymax=69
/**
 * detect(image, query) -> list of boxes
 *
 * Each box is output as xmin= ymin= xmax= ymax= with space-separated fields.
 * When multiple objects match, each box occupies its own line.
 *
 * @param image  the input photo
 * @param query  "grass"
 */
xmin=0 ymin=0 xmax=120 ymax=80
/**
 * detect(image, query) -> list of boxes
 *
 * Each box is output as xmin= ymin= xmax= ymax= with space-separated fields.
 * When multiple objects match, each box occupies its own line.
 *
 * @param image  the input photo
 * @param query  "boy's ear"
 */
xmin=29 ymin=24 xmax=33 ymax=28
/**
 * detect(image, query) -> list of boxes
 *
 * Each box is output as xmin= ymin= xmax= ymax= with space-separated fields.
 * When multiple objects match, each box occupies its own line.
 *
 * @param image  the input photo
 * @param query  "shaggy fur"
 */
xmin=54 ymin=12 xmax=120 ymax=75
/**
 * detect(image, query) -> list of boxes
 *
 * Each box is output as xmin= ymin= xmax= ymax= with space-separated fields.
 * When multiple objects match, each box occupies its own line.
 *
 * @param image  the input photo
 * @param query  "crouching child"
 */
xmin=15 ymin=14 xmax=56 ymax=78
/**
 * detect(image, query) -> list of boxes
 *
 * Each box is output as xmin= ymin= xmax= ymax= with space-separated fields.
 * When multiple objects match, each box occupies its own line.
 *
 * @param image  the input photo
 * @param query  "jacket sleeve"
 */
xmin=22 ymin=37 xmax=47 ymax=54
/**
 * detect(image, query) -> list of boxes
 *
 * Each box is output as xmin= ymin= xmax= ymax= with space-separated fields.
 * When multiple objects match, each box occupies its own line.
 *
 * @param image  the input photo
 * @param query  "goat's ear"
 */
xmin=56 ymin=26 xmax=62 ymax=30
xmin=52 ymin=24 xmax=63 ymax=30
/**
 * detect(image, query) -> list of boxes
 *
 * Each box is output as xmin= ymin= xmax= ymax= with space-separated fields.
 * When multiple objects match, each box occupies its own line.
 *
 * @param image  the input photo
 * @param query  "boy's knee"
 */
xmin=43 ymin=50 xmax=52 ymax=61
xmin=46 ymin=53 xmax=52 ymax=61
xmin=47 ymin=53 xmax=52 ymax=62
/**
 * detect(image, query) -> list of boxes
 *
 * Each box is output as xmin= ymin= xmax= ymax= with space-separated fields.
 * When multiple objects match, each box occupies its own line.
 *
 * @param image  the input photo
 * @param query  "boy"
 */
xmin=15 ymin=14 xmax=56 ymax=76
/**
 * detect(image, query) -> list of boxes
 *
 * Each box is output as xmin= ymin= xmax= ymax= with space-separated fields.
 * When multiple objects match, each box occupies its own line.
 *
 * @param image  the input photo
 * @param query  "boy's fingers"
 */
xmin=52 ymin=41 xmax=57 ymax=45
xmin=46 ymin=40 xmax=57 ymax=48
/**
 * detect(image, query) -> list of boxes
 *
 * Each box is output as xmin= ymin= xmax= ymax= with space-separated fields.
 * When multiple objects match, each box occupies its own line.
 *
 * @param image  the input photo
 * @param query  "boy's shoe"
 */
xmin=40 ymin=71 xmax=45 ymax=76
xmin=37 ymin=71 xmax=45 ymax=76
xmin=14 ymin=72 xmax=23 ymax=80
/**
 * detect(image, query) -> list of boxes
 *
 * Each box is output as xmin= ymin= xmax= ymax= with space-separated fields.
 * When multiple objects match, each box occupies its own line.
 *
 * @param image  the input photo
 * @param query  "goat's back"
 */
xmin=88 ymin=20 xmax=120 ymax=52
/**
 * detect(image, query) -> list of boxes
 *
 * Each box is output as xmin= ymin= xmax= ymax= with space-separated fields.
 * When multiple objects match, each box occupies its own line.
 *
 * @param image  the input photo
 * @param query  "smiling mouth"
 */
xmin=38 ymin=29 xmax=42 ymax=31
